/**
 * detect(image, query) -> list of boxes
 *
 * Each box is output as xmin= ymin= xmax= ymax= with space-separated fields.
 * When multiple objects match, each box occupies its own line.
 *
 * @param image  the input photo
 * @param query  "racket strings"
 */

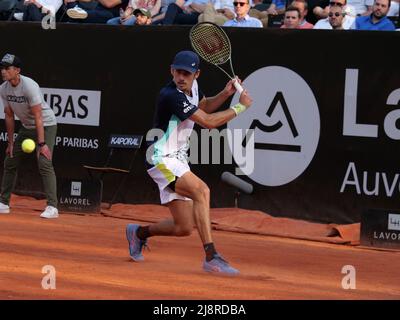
xmin=190 ymin=24 xmax=231 ymax=66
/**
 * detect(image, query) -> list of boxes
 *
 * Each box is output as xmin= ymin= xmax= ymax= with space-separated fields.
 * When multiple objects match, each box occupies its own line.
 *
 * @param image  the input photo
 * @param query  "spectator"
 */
xmin=151 ymin=0 xmax=176 ymax=23
xmin=291 ymin=0 xmax=314 ymax=28
xmin=349 ymin=0 xmax=374 ymax=16
xmin=354 ymin=0 xmax=395 ymax=29
xmin=267 ymin=0 xmax=287 ymax=14
xmin=197 ymin=0 xmax=235 ymax=26
xmin=313 ymin=0 xmax=358 ymax=19
xmin=305 ymin=0 xmax=328 ymax=24
xmin=161 ymin=0 xmax=209 ymax=25
xmin=223 ymin=0 xmax=263 ymax=27
xmin=106 ymin=0 xmax=161 ymax=25
xmin=66 ymin=0 xmax=130 ymax=23
xmin=15 ymin=0 xmax=62 ymax=21
xmin=249 ymin=1 xmax=270 ymax=27
xmin=387 ymin=0 xmax=398 ymax=16
xmin=328 ymin=3 xmax=346 ymax=28
xmin=280 ymin=5 xmax=301 ymax=27
xmin=313 ymin=0 xmax=355 ymax=28
xmin=133 ymin=7 xmax=153 ymax=23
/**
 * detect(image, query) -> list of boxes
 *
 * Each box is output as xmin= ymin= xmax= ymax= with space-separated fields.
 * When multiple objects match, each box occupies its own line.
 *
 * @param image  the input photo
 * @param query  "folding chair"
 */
xmin=83 ymin=134 xmax=143 ymax=209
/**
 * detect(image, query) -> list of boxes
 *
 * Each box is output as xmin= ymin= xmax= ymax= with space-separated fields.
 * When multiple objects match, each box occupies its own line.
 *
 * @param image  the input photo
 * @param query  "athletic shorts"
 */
xmin=147 ymin=157 xmax=192 ymax=204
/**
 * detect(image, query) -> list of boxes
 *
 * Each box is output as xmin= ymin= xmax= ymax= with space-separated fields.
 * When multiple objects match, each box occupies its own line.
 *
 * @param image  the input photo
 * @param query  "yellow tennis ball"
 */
xmin=22 ymin=139 xmax=36 ymax=153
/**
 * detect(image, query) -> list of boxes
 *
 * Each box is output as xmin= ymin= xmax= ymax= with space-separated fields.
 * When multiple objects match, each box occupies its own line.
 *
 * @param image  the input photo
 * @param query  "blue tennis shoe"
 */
xmin=126 ymin=224 xmax=147 ymax=262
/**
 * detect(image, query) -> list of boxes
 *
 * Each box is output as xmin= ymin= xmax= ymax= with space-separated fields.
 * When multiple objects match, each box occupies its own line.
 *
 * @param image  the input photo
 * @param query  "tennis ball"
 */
xmin=21 ymin=139 xmax=36 ymax=153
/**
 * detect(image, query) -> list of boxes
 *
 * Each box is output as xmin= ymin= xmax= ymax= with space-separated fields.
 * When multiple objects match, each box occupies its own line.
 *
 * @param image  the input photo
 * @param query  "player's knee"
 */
xmin=175 ymin=225 xmax=193 ymax=237
xmin=198 ymin=185 xmax=210 ymax=202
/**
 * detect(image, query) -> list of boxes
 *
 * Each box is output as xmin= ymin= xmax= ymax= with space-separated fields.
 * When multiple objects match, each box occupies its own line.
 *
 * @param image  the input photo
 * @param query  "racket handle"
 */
xmin=233 ymin=79 xmax=244 ymax=94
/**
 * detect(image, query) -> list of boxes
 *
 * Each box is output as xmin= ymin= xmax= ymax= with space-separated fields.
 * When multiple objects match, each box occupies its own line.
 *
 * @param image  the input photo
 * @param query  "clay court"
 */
xmin=0 ymin=196 xmax=399 ymax=300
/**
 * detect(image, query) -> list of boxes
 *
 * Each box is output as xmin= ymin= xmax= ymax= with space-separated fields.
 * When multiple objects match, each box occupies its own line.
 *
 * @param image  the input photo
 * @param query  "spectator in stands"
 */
xmin=291 ymin=0 xmax=314 ymax=28
xmin=313 ymin=0 xmax=355 ymax=28
xmin=133 ymin=7 xmax=153 ymax=23
xmin=15 ymin=0 xmax=62 ymax=21
xmin=248 ymin=1 xmax=270 ymax=28
xmin=66 ymin=0 xmax=130 ymax=23
xmin=349 ymin=0 xmax=374 ymax=15
xmin=223 ymin=0 xmax=263 ymax=27
xmin=151 ymin=0 xmax=176 ymax=23
xmin=280 ymin=5 xmax=302 ymax=27
xmin=267 ymin=0 xmax=286 ymax=14
xmin=314 ymin=0 xmax=374 ymax=18
xmin=305 ymin=0 xmax=327 ymax=24
xmin=106 ymin=0 xmax=160 ymax=25
xmin=387 ymin=0 xmax=398 ymax=16
xmin=328 ymin=3 xmax=346 ymax=28
xmin=354 ymin=0 xmax=395 ymax=29
xmin=197 ymin=0 xmax=235 ymax=26
xmin=160 ymin=0 xmax=209 ymax=25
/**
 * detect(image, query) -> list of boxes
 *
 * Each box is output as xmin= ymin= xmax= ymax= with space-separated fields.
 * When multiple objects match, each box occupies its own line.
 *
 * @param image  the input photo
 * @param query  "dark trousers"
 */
xmin=23 ymin=4 xmax=45 ymax=21
xmin=66 ymin=2 xmax=118 ymax=24
xmin=163 ymin=3 xmax=200 ymax=25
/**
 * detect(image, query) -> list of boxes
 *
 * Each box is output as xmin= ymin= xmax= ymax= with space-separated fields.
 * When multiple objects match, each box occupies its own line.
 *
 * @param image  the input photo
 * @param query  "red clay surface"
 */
xmin=1 ymin=196 xmax=400 ymax=300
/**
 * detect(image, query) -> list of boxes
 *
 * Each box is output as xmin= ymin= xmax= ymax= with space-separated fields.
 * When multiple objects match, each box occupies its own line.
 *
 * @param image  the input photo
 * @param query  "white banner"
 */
xmin=0 ymin=87 xmax=101 ymax=127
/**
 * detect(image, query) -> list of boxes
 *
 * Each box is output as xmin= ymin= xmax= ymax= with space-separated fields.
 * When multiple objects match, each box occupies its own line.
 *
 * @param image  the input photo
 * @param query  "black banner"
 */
xmin=0 ymin=22 xmax=399 ymax=224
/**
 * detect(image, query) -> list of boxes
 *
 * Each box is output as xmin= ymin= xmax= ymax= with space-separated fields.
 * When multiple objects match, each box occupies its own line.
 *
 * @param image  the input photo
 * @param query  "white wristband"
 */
xmin=230 ymin=103 xmax=246 ymax=116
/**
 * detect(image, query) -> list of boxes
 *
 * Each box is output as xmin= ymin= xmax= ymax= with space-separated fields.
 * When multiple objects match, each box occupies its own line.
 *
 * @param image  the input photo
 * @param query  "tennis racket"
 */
xmin=189 ymin=22 xmax=244 ymax=94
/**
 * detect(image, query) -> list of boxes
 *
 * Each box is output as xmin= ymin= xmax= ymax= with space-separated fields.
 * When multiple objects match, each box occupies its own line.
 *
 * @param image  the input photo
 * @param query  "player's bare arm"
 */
xmin=191 ymin=89 xmax=252 ymax=129
xmin=4 ymin=106 xmax=15 ymax=157
xmin=198 ymin=79 xmax=239 ymax=114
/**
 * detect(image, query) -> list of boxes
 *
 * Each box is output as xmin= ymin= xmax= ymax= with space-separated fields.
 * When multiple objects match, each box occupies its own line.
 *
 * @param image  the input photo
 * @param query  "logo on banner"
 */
xmin=71 ymin=181 xmax=82 ymax=196
xmin=0 ymin=88 xmax=101 ymax=126
xmin=228 ymin=66 xmax=320 ymax=186
xmin=388 ymin=214 xmax=400 ymax=231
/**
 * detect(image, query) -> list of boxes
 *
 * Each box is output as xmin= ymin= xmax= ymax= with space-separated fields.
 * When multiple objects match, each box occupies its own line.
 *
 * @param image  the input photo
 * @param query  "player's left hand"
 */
xmin=38 ymin=144 xmax=52 ymax=161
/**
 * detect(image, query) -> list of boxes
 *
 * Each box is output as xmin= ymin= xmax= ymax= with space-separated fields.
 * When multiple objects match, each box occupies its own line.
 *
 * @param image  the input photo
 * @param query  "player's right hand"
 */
xmin=239 ymin=90 xmax=252 ymax=108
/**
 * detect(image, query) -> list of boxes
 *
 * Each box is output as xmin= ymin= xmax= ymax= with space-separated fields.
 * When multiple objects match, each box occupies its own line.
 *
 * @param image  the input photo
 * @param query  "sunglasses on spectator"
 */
xmin=233 ymin=2 xmax=248 ymax=6
xmin=329 ymin=12 xmax=343 ymax=17
xmin=329 ymin=1 xmax=344 ymax=6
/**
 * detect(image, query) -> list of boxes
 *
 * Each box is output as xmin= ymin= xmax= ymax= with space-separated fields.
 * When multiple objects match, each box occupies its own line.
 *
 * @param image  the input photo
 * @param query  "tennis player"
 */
xmin=126 ymin=50 xmax=252 ymax=275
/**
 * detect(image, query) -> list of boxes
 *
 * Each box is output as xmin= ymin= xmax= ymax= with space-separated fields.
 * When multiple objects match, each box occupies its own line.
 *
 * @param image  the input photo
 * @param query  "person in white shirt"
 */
xmin=313 ymin=0 xmax=355 ymax=28
xmin=223 ymin=0 xmax=263 ymax=27
xmin=198 ymin=0 xmax=235 ymax=25
xmin=328 ymin=4 xmax=346 ymax=29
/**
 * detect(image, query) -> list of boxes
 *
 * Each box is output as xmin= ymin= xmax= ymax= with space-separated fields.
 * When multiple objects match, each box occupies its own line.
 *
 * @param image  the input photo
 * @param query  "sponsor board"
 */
xmin=361 ymin=209 xmax=400 ymax=249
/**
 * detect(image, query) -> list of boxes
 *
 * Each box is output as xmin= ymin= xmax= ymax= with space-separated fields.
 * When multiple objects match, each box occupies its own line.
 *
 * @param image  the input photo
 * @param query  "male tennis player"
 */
xmin=126 ymin=50 xmax=252 ymax=275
